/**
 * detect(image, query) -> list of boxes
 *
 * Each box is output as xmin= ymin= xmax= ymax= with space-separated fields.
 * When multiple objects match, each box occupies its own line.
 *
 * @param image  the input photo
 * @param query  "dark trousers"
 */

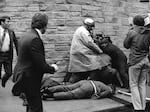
xmin=49 ymin=80 xmax=93 ymax=100
xmin=0 ymin=57 xmax=12 ymax=79
xmin=24 ymin=77 xmax=43 ymax=112
xmin=113 ymin=63 xmax=129 ymax=88
xmin=68 ymin=70 xmax=98 ymax=83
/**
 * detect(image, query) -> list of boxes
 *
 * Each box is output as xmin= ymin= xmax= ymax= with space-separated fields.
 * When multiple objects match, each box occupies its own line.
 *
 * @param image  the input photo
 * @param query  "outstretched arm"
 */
xmin=80 ymin=31 xmax=103 ymax=54
xmin=31 ymin=38 xmax=56 ymax=74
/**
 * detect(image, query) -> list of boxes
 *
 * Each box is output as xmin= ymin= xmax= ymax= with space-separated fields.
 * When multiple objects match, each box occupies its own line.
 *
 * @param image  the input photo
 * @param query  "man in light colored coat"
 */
xmin=68 ymin=18 xmax=109 ymax=83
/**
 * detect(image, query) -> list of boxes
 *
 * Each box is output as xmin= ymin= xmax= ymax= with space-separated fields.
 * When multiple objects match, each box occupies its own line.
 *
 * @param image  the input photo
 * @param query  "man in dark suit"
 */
xmin=95 ymin=34 xmax=129 ymax=88
xmin=12 ymin=13 xmax=58 ymax=112
xmin=0 ymin=16 xmax=18 ymax=87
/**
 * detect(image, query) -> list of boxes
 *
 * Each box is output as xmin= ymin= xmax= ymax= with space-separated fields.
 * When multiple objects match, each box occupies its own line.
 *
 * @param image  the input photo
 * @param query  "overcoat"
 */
xmin=68 ymin=26 xmax=108 ymax=72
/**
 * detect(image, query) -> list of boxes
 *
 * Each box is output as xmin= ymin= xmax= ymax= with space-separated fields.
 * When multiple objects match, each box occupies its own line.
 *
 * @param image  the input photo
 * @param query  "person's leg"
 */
xmin=129 ymin=57 xmax=149 ymax=111
xmin=42 ymin=81 xmax=84 ymax=100
xmin=89 ymin=68 xmax=110 ymax=84
xmin=1 ymin=60 xmax=12 ymax=87
xmin=72 ymin=81 xmax=93 ymax=99
xmin=53 ymin=91 xmax=74 ymax=100
xmin=25 ymin=91 xmax=43 ymax=112
xmin=53 ymin=81 xmax=93 ymax=100
xmin=129 ymin=65 xmax=143 ymax=110
xmin=63 ymin=72 xmax=72 ymax=83
xmin=118 ymin=63 xmax=129 ymax=88
xmin=48 ymin=81 xmax=81 ymax=93
xmin=138 ymin=68 xmax=147 ymax=110
xmin=138 ymin=57 xmax=150 ymax=110
xmin=89 ymin=67 xmax=120 ymax=85
xmin=69 ymin=72 xmax=89 ymax=83
xmin=3 ymin=60 xmax=12 ymax=78
xmin=88 ymin=69 xmax=99 ymax=80
xmin=24 ymin=77 xmax=43 ymax=112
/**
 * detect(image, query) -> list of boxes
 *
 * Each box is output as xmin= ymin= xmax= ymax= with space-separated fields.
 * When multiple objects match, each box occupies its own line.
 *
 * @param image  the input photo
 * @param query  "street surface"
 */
xmin=0 ymin=80 xmax=150 ymax=112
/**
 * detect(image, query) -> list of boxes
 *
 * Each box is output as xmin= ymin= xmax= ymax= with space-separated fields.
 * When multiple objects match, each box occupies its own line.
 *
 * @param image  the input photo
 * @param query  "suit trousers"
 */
xmin=69 ymin=70 xmax=98 ymax=83
xmin=24 ymin=76 xmax=43 ymax=112
xmin=115 ymin=62 xmax=129 ymax=88
xmin=49 ymin=80 xmax=94 ymax=100
xmin=129 ymin=57 xmax=150 ymax=110
xmin=0 ymin=53 xmax=12 ymax=79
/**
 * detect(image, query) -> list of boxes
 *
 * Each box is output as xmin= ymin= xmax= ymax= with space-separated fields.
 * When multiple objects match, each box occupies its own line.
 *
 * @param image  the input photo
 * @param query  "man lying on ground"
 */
xmin=41 ymin=80 xmax=116 ymax=100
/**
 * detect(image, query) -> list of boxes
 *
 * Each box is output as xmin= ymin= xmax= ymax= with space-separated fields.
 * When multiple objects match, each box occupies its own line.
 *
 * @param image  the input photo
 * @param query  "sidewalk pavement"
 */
xmin=1 ymin=80 xmax=149 ymax=112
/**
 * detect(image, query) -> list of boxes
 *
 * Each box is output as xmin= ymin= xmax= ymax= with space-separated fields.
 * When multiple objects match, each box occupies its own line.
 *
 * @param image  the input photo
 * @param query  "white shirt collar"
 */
xmin=35 ymin=29 xmax=42 ymax=39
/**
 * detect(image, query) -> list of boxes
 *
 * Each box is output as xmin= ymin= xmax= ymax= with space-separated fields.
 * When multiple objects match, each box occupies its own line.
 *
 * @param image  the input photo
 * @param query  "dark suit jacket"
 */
xmin=100 ymin=42 xmax=127 ymax=68
xmin=12 ymin=29 xmax=55 ymax=95
xmin=0 ymin=29 xmax=18 ymax=60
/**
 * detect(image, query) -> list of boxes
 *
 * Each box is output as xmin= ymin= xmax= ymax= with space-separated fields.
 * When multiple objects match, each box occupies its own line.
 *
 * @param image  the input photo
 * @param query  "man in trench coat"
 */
xmin=68 ymin=18 xmax=109 ymax=83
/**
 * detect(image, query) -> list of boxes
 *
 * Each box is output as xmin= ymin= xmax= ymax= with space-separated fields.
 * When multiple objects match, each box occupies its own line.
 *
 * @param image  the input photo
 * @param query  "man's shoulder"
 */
xmin=19 ymin=31 xmax=39 ymax=44
xmin=75 ymin=26 xmax=89 ymax=35
xmin=22 ymin=30 xmax=39 ymax=40
xmin=126 ymin=29 xmax=138 ymax=39
xmin=76 ymin=26 xmax=86 ymax=31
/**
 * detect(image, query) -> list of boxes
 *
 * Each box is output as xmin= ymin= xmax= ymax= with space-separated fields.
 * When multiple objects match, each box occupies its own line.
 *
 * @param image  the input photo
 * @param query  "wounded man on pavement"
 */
xmin=41 ymin=80 xmax=116 ymax=100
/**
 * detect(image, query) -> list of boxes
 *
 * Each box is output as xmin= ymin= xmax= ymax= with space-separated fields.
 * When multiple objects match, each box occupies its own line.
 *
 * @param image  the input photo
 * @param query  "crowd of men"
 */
xmin=0 ymin=13 xmax=150 ymax=112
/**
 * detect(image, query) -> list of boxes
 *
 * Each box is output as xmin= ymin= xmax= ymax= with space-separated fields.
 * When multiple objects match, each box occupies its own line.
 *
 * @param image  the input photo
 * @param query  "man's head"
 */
xmin=133 ymin=15 xmax=145 ymax=26
xmin=31 ymin=13 xmax=48 ymax=34
xmin=0 ymin=16 xmax=11 ymax=29
xmin=83 ymin=18 xmax=95 ymax=31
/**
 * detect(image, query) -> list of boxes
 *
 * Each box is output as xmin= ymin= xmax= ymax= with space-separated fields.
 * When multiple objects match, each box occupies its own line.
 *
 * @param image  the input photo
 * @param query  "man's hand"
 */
xmin=51 ymin=64 xmax=59 ymax=72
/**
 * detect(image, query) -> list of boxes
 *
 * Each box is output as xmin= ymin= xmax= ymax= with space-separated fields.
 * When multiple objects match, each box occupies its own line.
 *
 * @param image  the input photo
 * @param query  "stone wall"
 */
xmin=0 ymin=0 xmax=150 ymax=82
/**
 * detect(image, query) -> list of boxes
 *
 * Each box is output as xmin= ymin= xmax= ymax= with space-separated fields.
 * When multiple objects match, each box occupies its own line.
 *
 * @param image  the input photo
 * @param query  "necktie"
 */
xmin=0 ymin=29 xmax=6 ymax=50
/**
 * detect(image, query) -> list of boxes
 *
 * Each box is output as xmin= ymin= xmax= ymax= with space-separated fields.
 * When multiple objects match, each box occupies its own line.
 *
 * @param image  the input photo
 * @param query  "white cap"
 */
xmin=84 ymin=18 xmax=94 ymax=24
xmin=144 ymin=13 xmax=150 ymax=26
xmin=84 ymin=18 xmax=95 ymax=27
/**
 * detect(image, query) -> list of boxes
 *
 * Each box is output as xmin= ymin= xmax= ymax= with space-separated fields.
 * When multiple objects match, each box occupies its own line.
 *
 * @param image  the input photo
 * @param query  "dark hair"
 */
xmin=31 ymin=13 xmax=48 ymax=29
xmin=0 ymin=16 xmax=11 ymax=25
xmin=133 ymin=15 xmax=145 ymax=26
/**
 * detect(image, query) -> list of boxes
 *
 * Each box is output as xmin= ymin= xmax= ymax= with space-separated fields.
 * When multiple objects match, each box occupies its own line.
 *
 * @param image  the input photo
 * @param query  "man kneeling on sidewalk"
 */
xmin=42 ymin=80 xmax=116 ymax=100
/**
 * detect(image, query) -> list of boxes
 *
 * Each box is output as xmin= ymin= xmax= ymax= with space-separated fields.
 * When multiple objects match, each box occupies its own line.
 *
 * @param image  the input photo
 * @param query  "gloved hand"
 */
xmin=1 ymin=75 xmax=9 ymax=88
xmin=51 ymin=64 xmax=58 ymax=72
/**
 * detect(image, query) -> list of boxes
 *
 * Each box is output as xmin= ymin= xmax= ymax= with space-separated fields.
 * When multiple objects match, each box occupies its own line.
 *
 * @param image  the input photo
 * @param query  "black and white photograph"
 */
xmin=0 ymin=0 xmax=150 ymax=112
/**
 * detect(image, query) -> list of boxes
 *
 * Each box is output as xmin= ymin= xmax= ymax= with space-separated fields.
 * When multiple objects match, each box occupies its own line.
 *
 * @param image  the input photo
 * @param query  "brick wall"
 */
xmin=0 ymin=0 xmax=150 ymax=82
